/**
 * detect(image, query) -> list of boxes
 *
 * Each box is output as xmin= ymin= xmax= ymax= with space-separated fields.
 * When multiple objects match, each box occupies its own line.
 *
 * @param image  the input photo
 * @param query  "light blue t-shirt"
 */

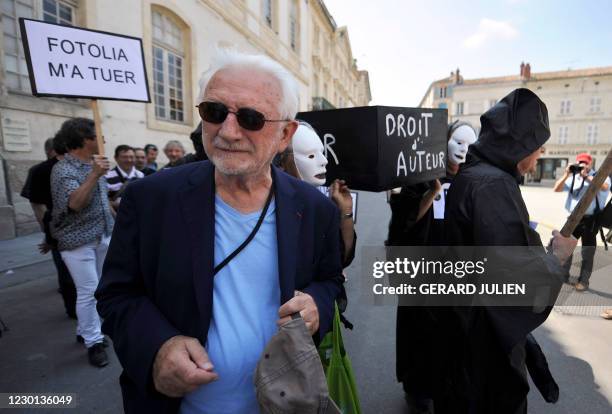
xmin=564 ymin=172 xmax=611 ymax=215
xmin=180 ymin=195 xmax=280 ymax=414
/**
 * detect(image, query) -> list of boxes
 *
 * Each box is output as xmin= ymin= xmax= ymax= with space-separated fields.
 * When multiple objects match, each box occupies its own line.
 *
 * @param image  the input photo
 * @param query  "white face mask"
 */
xmin=447 ymin=125 xmax=477 ymax=165
xmin=292 ymin=124 xmax=328 ymax=186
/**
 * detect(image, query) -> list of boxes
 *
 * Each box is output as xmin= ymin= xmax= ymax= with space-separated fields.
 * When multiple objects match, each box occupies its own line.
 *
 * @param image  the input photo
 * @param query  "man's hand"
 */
xmin=329 ymin=179 xmax=352 ymax=215
xmin=91 ymin=155 xmax=110 ymax=178
xmin=69 ymin=155 xmax=111 ymax=212
xmin=152 ymin=335 xmax=218 ymax=397
xmin=550 ymin=230 xmax=578 ymax=265
xmin=38 ymin=241 xmax=51 ymax=254
xmin=277 ymin=291 xmax=319 ymax=335
xmin=433 ymin=179 xmax=442 ymax=193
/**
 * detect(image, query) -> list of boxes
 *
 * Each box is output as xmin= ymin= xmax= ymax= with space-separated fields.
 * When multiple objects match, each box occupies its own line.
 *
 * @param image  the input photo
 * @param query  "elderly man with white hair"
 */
xmin=96 ymin=50 xmax=344 ymax=414
xmin=162 ymin=140 xmax=187 ymax=168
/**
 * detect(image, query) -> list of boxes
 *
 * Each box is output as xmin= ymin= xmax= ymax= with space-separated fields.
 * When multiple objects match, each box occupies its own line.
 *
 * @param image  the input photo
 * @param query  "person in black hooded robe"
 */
xmin=391 ymin=121 xmax=477 ymax=413
xmin=441 ymin=88 xmax=578 ymax=414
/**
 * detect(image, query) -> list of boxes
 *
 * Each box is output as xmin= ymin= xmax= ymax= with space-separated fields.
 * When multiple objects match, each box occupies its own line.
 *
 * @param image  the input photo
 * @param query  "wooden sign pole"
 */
xmin=560 ymin=147 xmax=612 ymax=237
xmin=91 ymin=99 xmax=105 ymax=155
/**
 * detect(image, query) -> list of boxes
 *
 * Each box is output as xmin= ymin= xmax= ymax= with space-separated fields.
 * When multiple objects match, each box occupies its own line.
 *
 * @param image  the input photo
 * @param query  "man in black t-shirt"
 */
xmin=21 ymin=136 xmax=77 ymax=319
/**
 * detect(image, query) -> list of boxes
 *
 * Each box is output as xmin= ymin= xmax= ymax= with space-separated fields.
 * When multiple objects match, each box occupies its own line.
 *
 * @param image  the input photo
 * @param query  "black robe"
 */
xmin=391 ymin=175 xmax=471 ymax=409
xmin=386 ymin=182 xmax=430 ymax=247
xmin=442 ymin=88 xmax=565 ymax=413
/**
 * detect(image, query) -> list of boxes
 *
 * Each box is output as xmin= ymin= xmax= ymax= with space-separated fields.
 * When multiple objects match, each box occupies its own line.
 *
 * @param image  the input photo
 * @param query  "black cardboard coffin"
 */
xmin=297 ymin=106 xmax=448 ymax=192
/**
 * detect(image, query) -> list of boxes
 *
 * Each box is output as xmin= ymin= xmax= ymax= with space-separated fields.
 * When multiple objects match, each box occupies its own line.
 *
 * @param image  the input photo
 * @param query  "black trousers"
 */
xmin=564 ymin=215 xmax=598 ymax=285
xmin=51 ymin=248 xmax=77 ymax=317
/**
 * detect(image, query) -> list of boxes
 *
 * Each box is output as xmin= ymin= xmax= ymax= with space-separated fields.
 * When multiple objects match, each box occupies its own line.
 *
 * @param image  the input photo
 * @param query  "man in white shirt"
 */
xmin=553 ymin=152 xmax=611 ymax=291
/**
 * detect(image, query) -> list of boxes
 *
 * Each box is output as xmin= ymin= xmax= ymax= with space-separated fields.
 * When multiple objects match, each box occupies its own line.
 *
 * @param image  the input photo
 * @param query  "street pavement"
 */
xmin=0 ymin=260 xmax=122 ymax=413
xmin=0 ymin=185 xmax=611 ymax=413
xmin=342 ymin=186 xmax=612 ymax=413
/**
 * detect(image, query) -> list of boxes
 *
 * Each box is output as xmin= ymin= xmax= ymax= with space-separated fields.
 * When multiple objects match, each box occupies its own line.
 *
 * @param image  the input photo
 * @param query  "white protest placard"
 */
xmin=19 ymin=18 xmax=150 ymax=102
xmin=432 ymin=181 xmax=451 ymax=219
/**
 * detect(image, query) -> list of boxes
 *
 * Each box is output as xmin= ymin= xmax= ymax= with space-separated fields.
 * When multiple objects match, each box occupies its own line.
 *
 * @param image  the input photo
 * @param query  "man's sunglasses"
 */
xmin=196 ymin=101 xmax=289 ymax=131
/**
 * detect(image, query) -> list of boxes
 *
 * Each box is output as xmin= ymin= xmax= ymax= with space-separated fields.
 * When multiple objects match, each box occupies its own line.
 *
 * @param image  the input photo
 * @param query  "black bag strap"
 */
xmin=600 ymin=227 xmax=608 ymax=251
xmin=606 ymin=196 xmax=612 ymax=219
xmin=213 ymin=185 xmax=274 ymax=276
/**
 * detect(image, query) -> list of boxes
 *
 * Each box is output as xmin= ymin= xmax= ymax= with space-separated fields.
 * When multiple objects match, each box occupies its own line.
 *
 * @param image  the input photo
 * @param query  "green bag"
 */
xmin=318 ymin=303 xmax=362 ymax=414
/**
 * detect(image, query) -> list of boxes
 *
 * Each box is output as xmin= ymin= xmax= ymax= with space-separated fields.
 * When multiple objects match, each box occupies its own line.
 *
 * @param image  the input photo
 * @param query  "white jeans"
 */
xmin=60 ymin=236 xmax=110 ymax=348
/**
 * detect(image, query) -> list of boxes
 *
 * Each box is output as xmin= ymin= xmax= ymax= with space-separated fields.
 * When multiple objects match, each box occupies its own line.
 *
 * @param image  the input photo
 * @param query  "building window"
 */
xmin=558 ymin=126 xmax=569 ymax=144
xmin=289 ymin=0 xmax=299 ymax=52
xmin=560 ymin=99 xmax=571 ymax=115
xmin=2 ymin=0 xmax=36 ymax=92
xmin=42 ymin=0 xmax=75 ymax=25
xmin=438 ymin=86 xmax=447 ymax=98
xmin=455 ymin=102 xmax=464 ymax=116
xmin=586 ymin=124 xmax=598 ymax=145
xmin=589 ymin=96 xmax=601 ymax=113
xmin=539 ymin=158 xmax=567 ymax=180
xmin=263 ymin=0 xmax=273 ymax=28
xmin=312 ymin=74 xmax=318 ymax=97
xmin=152 ymin=10 xmax=186 ymax=123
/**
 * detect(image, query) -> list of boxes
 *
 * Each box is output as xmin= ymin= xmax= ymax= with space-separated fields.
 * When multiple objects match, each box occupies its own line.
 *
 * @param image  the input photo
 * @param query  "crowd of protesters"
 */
xmin=17 ymin=49 xmax=612 ymax=414
xmin=21 ymin=120 xmax=202 ymax=367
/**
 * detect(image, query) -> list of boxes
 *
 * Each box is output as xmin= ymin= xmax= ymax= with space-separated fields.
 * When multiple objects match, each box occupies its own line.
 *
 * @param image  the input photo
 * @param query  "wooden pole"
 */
xmin=91 ymin=99 xmax=105 ymax=155
xmin=560 ymin=147 xmax=612 ymax=237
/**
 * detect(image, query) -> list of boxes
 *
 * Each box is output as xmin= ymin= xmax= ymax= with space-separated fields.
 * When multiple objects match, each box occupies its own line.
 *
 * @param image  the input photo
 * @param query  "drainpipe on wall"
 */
xmin=0 ymin=153 xmax=16 ymax=240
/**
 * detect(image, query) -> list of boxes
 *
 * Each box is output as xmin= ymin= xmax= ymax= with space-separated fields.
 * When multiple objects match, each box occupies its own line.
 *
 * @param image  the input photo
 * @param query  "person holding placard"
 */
xmin=392 ymin=121 xmax=477 ymax=412
xmin=279 ymin=121 xmax=356 ymax=268
xmin=50 ymin=118 xmax=114 ymax=368
xmin=277 ymin=121 xmax=356 ymax=333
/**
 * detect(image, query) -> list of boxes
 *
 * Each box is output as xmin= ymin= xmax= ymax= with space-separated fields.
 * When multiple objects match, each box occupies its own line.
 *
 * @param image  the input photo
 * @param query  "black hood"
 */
xmin=468 ymin=88 xmax=550 ymax=178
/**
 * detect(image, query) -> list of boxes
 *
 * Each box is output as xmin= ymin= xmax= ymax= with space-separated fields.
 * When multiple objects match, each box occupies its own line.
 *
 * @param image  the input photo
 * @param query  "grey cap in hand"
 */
xmin=254 ymin=314 xmax=341 ymax=414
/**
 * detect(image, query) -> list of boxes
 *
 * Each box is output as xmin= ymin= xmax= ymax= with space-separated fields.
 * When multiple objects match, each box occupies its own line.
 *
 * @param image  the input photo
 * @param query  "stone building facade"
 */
xmin=0 ymin=0 xmax=371 ymax=239
xmin=309 ymin=0 xmax=371 ymax=110
xmin=420 ymin=63 xmax=612 ymax=183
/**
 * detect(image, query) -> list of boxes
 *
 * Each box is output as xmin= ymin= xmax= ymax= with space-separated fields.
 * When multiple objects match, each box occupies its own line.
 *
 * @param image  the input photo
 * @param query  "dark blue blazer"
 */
xmin=95 ymin=161 xmax=344 ymax=414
